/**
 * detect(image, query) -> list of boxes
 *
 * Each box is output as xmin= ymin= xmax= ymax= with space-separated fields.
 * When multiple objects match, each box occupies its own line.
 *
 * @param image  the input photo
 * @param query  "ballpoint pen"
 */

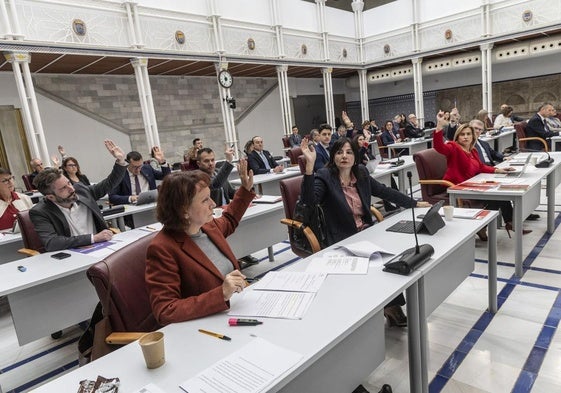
xmin=198 ymin=329 xmax=231 ymax=341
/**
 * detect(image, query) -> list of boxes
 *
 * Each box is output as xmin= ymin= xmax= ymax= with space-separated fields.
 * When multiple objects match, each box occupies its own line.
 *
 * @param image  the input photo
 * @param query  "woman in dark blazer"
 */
xmin=300 ymin=137 xmax=430 ymax=327
xmin=145 ymin=160 xmax=254 ymax=325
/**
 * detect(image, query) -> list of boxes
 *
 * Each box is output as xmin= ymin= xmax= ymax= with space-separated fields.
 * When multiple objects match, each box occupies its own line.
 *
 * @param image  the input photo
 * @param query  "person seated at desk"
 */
xmin=546 ymin=107 xmax=561 ymax=132
xmin=312 ymin=124 xmax=332 ymax=172
xmin=433 ymin=112 xmax=532 ymax=239
xmin=288 ymin=125 xmax=302 ymax=147
xmin=471 ymin=119 xmax=505 ymax=166
xmin=183 ymin=138 xmax=203 ymax=171
xmin=247 ymin=136 xmax=284 ymax=175
xmin=29 ymin=140 xmax=127 ymax=251
xmin=526 ymin=102 xmax=560 ymax=151
xmin=493 ymin=105 xmax=514 ymax=129
xmin=444 ymin=107 xmax=460 ymax=140
xmin=197 ymin=147 xmax=260 ymax=266
xmin=145 ymin=161 xmax=255 ymax=325
xmin=0 ymin=168 xmax=33 ymax=230
xmin=381 ymin=120 xmax=402 ymax=145
xmin=404 ymin=113 xmax=424 ymax=139
xmin=61 ymin=157 xmax=91 ymax=185
xmin=476 ymin=109 xmax=494 ymax=130
xmin=300 ymin=136 xmax=430 ymax=328
xmin=109 ymin=147 xmax=170 ymax=205
xmin=28 ymin=157 xmax=45 ymax=186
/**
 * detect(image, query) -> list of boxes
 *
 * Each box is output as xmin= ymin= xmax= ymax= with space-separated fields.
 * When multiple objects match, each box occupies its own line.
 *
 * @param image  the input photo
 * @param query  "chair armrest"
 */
xmin=519 ymin=137 xmax=548 ymax=152
xmin=109 ymin=227 xmax=121 ymax=234
xmin=18 ymin=248 xmax=40 ymax=256
xmin=280 ymin=218 xmax=322 ymax=253
xmin=419 ymin=179 xmax=456 ymax=188
xmin=105 ymin=332 xmax=145 ymax=345
xmin=370 ymin=206 xmax=384 ymax=222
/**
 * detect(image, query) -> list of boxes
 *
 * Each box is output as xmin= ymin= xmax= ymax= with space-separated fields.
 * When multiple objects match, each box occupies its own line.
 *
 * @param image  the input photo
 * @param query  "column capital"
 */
xmin=315 ymin=0 xmax=326 ymax=4
xmin=130 ymin=57 xmax=148 ymax=67
xmin=411 ymin=57 xmax=423 ymax=65
xmin=480 ymin=43 xmax=493 ymax=51
xmin=4 ymin=52 xmax=30 ymax=63
xmin=276 ymin=65 xmax=288 ymax=73
xmin=322 ymin=67 xmax=333 ymax=74
xmin=351 ymin=0 xmax=364 ymax=12
xmin=216 ymin=61 xmax=228 ymax=71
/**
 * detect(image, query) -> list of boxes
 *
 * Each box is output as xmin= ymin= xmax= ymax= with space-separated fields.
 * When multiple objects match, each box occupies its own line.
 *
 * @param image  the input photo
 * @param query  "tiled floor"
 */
xmin=1 ymin=193 xmax=560 ymax=392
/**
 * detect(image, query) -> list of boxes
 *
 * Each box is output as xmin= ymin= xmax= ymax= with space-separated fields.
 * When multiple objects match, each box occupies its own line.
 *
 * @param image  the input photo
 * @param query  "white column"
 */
xmin=208 ymin=0 xmax=224 ymax=54
xmin=352 ymin=0 xmax=365 ymax=63
xmin=481 ymin=0 xmax=491 ymax=38
xmin=131 ymin=58 xmax=159 ymax=148
xmin=123 ymin=1 xmax=143 ymax=48
xmin=277 ymin=65 xmax=293 ymax=136
xmin=322 ymin=67 xmax=335 ymax=127
xmin=216 ymin=62 xmax=238 ymax=157
xmin=315 ymin=0 xmax=330 ymax=61
xmin=5 ymin=52 xmax=49 ymax=165
xmin=480 ymin=43 xmax=493 ymax=114
xmin=412 ymin=57 xmax=424 ymax=126
xmin=358 ymin=69 xmax=369 ymax=121
xmin=270 ymin=0 xmax=285 ymax=58
xmin=411 ymin=0 xmax=420 ymax=52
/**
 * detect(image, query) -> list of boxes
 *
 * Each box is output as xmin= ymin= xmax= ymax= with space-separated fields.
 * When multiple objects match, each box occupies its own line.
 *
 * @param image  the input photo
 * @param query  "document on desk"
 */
xmin=334 ymin=240 xmax=393 ymax=258
xmin=228 ymin=291 xmax=315 ymax=319
xmin=251 ymin=271 xmax=326 ymax=293
xmin=305 ymin=254 xmax=370 ymax=274
xmin=180 ymin=337 xmax=303 ymax=393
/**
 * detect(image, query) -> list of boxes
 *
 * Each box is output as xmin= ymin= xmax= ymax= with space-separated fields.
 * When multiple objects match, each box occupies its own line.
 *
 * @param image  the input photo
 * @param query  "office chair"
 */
xmin=16 ymin=210 xmax=45 ymax=256
xmin=413 ymin=148 xmax=462 ymax=206
xmin=281 ymin=136 xmax=291 ymax=149
xmin=287 ymin=147 xmax=303 ymax=165
xmin=375 ymin=134 xmax=392 ymax=159
xmin=279 ymin=175 xmax=384 ymax=258
xmin=86 ymin=231 xmax=160 ymax=359
xmin=514 ymin=121 xmax=548 ymax=151
xmin=21 ymin=174 xmax=34 ymax=191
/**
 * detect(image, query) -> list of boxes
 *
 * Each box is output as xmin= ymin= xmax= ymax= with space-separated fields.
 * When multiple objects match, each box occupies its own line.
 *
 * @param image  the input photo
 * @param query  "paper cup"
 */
xmin=443 ymin=205 xmax=454 ymax=221
xmin=530 ymin=156 xmax=538 ymax=166
xmin=139 ymin=332 xmax=165 ymax=369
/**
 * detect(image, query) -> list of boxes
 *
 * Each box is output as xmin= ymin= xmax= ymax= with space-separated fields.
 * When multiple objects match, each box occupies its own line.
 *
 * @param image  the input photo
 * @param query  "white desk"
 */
xmin=0 ymin=233 xmax=24 ymax=264
xmin=104 ymin=202 xmax=158 ymax=231
xmin=31 ymin=208 xmax=497 ymax=393
xmin=480 ymin=128 xmax=516 ymax=153
xmin=230 ymin=170 xmax=300 ymax=195
xmin=550 ymin=135 xmax=561 ymax=151
xmin=387 ymin=138 xmax=431 ymax=158
xmin=448 ymin=152 xmax=561 ymax=277
xmin=371 ymin=156 xmax=417 ymax=192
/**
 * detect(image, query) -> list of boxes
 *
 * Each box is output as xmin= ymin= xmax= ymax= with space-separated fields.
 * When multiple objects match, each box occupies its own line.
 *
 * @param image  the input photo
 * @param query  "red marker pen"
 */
xmin=229 ymin=318 xmax=263 ymax=326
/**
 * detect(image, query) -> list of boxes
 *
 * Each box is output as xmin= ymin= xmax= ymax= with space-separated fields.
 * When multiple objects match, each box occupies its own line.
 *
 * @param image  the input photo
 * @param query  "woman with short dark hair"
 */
xmin=0 ymin=167 xmax=32 ymax=230
xmin=62 ymin=157 xmax=90 ymax=185
xmin=145 ymin=160 xmax=255 ymax=325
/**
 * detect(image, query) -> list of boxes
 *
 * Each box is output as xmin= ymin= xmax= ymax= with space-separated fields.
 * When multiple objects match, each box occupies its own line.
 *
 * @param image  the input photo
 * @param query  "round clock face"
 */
xmin=218 ymin=70 xmax=233 ymax=88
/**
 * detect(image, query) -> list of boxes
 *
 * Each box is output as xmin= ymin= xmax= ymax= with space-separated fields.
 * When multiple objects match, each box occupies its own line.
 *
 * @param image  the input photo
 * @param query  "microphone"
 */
xmin=393 ymin=149 xmax=405 ymax=166
xmin=383 ymin=171 xmax=434 ymax=275
xmin=519 ymin=148 xmax=554 ymax=168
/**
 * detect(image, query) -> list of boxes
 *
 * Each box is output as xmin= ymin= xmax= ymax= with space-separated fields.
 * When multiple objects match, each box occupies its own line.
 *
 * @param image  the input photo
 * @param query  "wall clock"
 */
xmin=218 ymin=70 xmax=233 ymax=88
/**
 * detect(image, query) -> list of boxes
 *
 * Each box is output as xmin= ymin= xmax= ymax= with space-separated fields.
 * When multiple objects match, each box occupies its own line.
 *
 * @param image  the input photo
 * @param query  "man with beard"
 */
xmin=30 ymin=140 xmax=128 ymax=251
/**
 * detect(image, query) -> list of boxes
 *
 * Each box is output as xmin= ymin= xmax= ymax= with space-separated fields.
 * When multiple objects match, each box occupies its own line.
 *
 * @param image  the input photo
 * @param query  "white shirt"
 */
xmin=55 ymin=199 xmax=96 ymax=243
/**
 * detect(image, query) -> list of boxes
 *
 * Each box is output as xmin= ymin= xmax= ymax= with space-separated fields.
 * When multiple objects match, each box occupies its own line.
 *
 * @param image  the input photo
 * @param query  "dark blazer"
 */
xmin=301 ymin=165 xmax=416 ymax=246
xmin=109 ymin=164 xmax=170 ymax=205
xmin=475 ymin=139 xmax=503 ymax=166
xmin=313 ymin=144 xmax=330 ymax=172
xmin=289 ymin=134 xmax=302 ymax=147
xmin=444 ymin=124 xmax=458 ymax=141
xmin=145 ymin=187 xmax=254 ymax=325
xmin=405 ymin=122 xmax=423 ymax=138
xmin=526 ymin=114 xmax=559 ymax=150
xmin=209 ymin=161 xmax=236 ymax=206
xmin=381 ymin=130 xmax=398 ymax=146
xmin=65 ymin=173 xmax=91 ymax=186
xmin=248 ymin=150 xmax=279 ymax=175
xmin=29 ymin=163 xmax=127 ymax=251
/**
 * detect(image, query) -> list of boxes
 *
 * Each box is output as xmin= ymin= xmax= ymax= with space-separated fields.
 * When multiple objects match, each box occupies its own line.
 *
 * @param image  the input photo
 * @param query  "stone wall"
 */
xmin=33 ymin=74 xmax=277 ymax=163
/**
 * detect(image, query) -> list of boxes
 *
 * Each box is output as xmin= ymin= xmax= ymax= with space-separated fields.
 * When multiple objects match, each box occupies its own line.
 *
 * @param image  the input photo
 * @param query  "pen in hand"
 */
xmin=198 ymin=329 xmax=231 ymax=341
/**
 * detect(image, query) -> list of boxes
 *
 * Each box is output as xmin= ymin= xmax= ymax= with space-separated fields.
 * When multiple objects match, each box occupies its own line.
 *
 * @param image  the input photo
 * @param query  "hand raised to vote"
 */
xmin=436 ymin=110 xmax=449 ymax=130
xmin=222 ymin=270 xmax=247 ymax=301
xmin=57 ymin=145 xmax=66 ymax=157
xmin=224 ymin=146 xmax=235 ymax=162
xmin=237 ymin=158 xmax=254 ymax=191
xmin=51 ymin=155 xmax=60 ymax=168
xmin=151 ymin=146 xmax=166 ymax=164
xmin=300 ymin=137 xmax=316 ymax=174
xmin=104 ymin=140 xmax=126 ymax=164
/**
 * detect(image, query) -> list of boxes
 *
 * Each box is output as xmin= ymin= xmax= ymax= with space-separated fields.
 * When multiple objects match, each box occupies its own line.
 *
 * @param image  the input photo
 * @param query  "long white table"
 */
xmin=31 ymin=208 xmax=498 ymax=393
xmin=479 ymin=128 xmax=516 ymax=153
xmin=0 ymin=202 xmax=286 ymax=346
xmin=372 ymin=155 xmax=417 ymax=192
xmin=387 ymin=138 xmax=431 ymax=159
xmin=0 ymin=232 xmax=25 ymax=264
xmin=448 ymin=152 xmax=561 ymax=277
xmin=230 ymin=169 xmax=300 ymax=195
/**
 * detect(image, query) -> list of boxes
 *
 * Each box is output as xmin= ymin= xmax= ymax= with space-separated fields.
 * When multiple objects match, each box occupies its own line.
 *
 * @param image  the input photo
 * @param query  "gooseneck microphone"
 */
xmin=520 ymin=148 xmax=554 ymax=168
xmin=393 ymin=148 xmax=405 ymax=166
xmin=383 ymin=171 xmax=435 ymax=275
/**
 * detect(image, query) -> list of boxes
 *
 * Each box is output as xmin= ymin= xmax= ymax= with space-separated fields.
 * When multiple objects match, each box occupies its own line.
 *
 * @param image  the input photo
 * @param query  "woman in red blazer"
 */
xmin=433 ymin=111 xmax=530 ymax=238
xmin=145 ymin=160 xmax=254 ymax=325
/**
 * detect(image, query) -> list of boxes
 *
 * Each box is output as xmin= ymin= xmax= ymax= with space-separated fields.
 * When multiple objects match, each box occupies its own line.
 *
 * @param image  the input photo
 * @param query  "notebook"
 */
xmin=135 ymin=189 xmax=158 ymax=205
xmin=386 ymin=200 xmax=445 ymax=235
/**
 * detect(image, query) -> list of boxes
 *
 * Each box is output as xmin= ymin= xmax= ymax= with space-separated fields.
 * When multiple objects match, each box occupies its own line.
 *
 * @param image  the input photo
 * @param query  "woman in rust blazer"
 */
xmin=145 ymin=160 xmax=254 ymax=325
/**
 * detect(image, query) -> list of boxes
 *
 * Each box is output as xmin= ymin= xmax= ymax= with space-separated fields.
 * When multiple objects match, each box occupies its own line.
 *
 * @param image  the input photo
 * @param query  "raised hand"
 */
xmin=104 ymin=140 xmax=126 ymax=164
xmin=301 ymin=137 xmax=316 ymax=174
xmin=151 ymin=146 xmax=166 ymax=164
xmin=224 ymin=145 xmax=235 ymax=162
xmin=237 ymin=158 xmax=254 ymax=191
xmin=51 ymin=155 xmax=60 ymax=167
xmin=436 ymin=110 xmax=449 ymax=130
xmin=57 ymin=145 xmax=66 ymax=157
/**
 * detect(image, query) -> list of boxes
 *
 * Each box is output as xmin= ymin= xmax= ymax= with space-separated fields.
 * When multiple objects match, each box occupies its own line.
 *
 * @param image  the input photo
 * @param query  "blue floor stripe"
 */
xmin=10 ymin=360 xmax=79 ymax=393
xmin=430 ymin=210 xmax=561 ymax=392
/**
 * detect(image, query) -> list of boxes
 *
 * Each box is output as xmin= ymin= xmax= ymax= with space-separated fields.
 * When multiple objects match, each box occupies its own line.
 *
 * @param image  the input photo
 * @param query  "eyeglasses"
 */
xmin=66 ymin=164 xmax=77 ymax=167
xmin=0 ymin=176 xmax=15 ymax=184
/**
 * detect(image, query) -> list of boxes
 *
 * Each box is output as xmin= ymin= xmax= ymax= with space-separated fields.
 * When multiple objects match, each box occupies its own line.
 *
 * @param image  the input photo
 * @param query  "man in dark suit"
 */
xmin=109 ymin=147 xmax=171 ymax=205
xmin=470 ymin=120 xmax=504 ymax=166
xmin=526 ymin=102 xmax=559 ymax=151
xmin=248 ymin=136 xmax=284 ymax=175
xmin=404 ymin=114 xmax=424 ymax=138
xmin=29 ymin=140 xmax=127 ymax=252
xmin=288 ymin=125 xmax=302 ymax=147
xmin=444 ymin=107 xmax=460 ymax=140
xmin=313 ymin=124 xmax=332 ymax=172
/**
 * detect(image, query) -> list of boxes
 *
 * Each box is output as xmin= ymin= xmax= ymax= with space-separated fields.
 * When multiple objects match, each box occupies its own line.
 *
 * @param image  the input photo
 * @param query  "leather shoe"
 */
xmin=352 ymin=385 xmax=370 ymax=393
xmin=476 ymin=228 xmax=488 ymax=241
xmin=378 ymin=385 xmax=393 ymax=393
xmin=384 ymin=305 xmax=407 ymax=327
xmin=526 ymin=213 xmax=540 ymax=221
xmin=239 ymin=255 xmax=259 ymax=265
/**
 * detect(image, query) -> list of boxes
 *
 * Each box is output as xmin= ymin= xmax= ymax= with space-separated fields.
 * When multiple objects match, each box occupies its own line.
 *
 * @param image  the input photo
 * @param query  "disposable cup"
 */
xmin=443 ymin=205 xmax=454 ymax=221
xmin=139 ymin=332 xmax=165 ymax=369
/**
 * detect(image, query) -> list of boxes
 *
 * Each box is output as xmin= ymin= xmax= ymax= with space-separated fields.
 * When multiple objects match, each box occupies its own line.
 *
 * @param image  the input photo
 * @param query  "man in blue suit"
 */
xmin=470 ymin=119 xmax=504 ymax=166
xmin=109 ymin=147 xmax=170 ymax=205
xmin=313 ymin=124 xmax=332 ymax=172
xmin=526 ymin=103 xmax=559 ymax=151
